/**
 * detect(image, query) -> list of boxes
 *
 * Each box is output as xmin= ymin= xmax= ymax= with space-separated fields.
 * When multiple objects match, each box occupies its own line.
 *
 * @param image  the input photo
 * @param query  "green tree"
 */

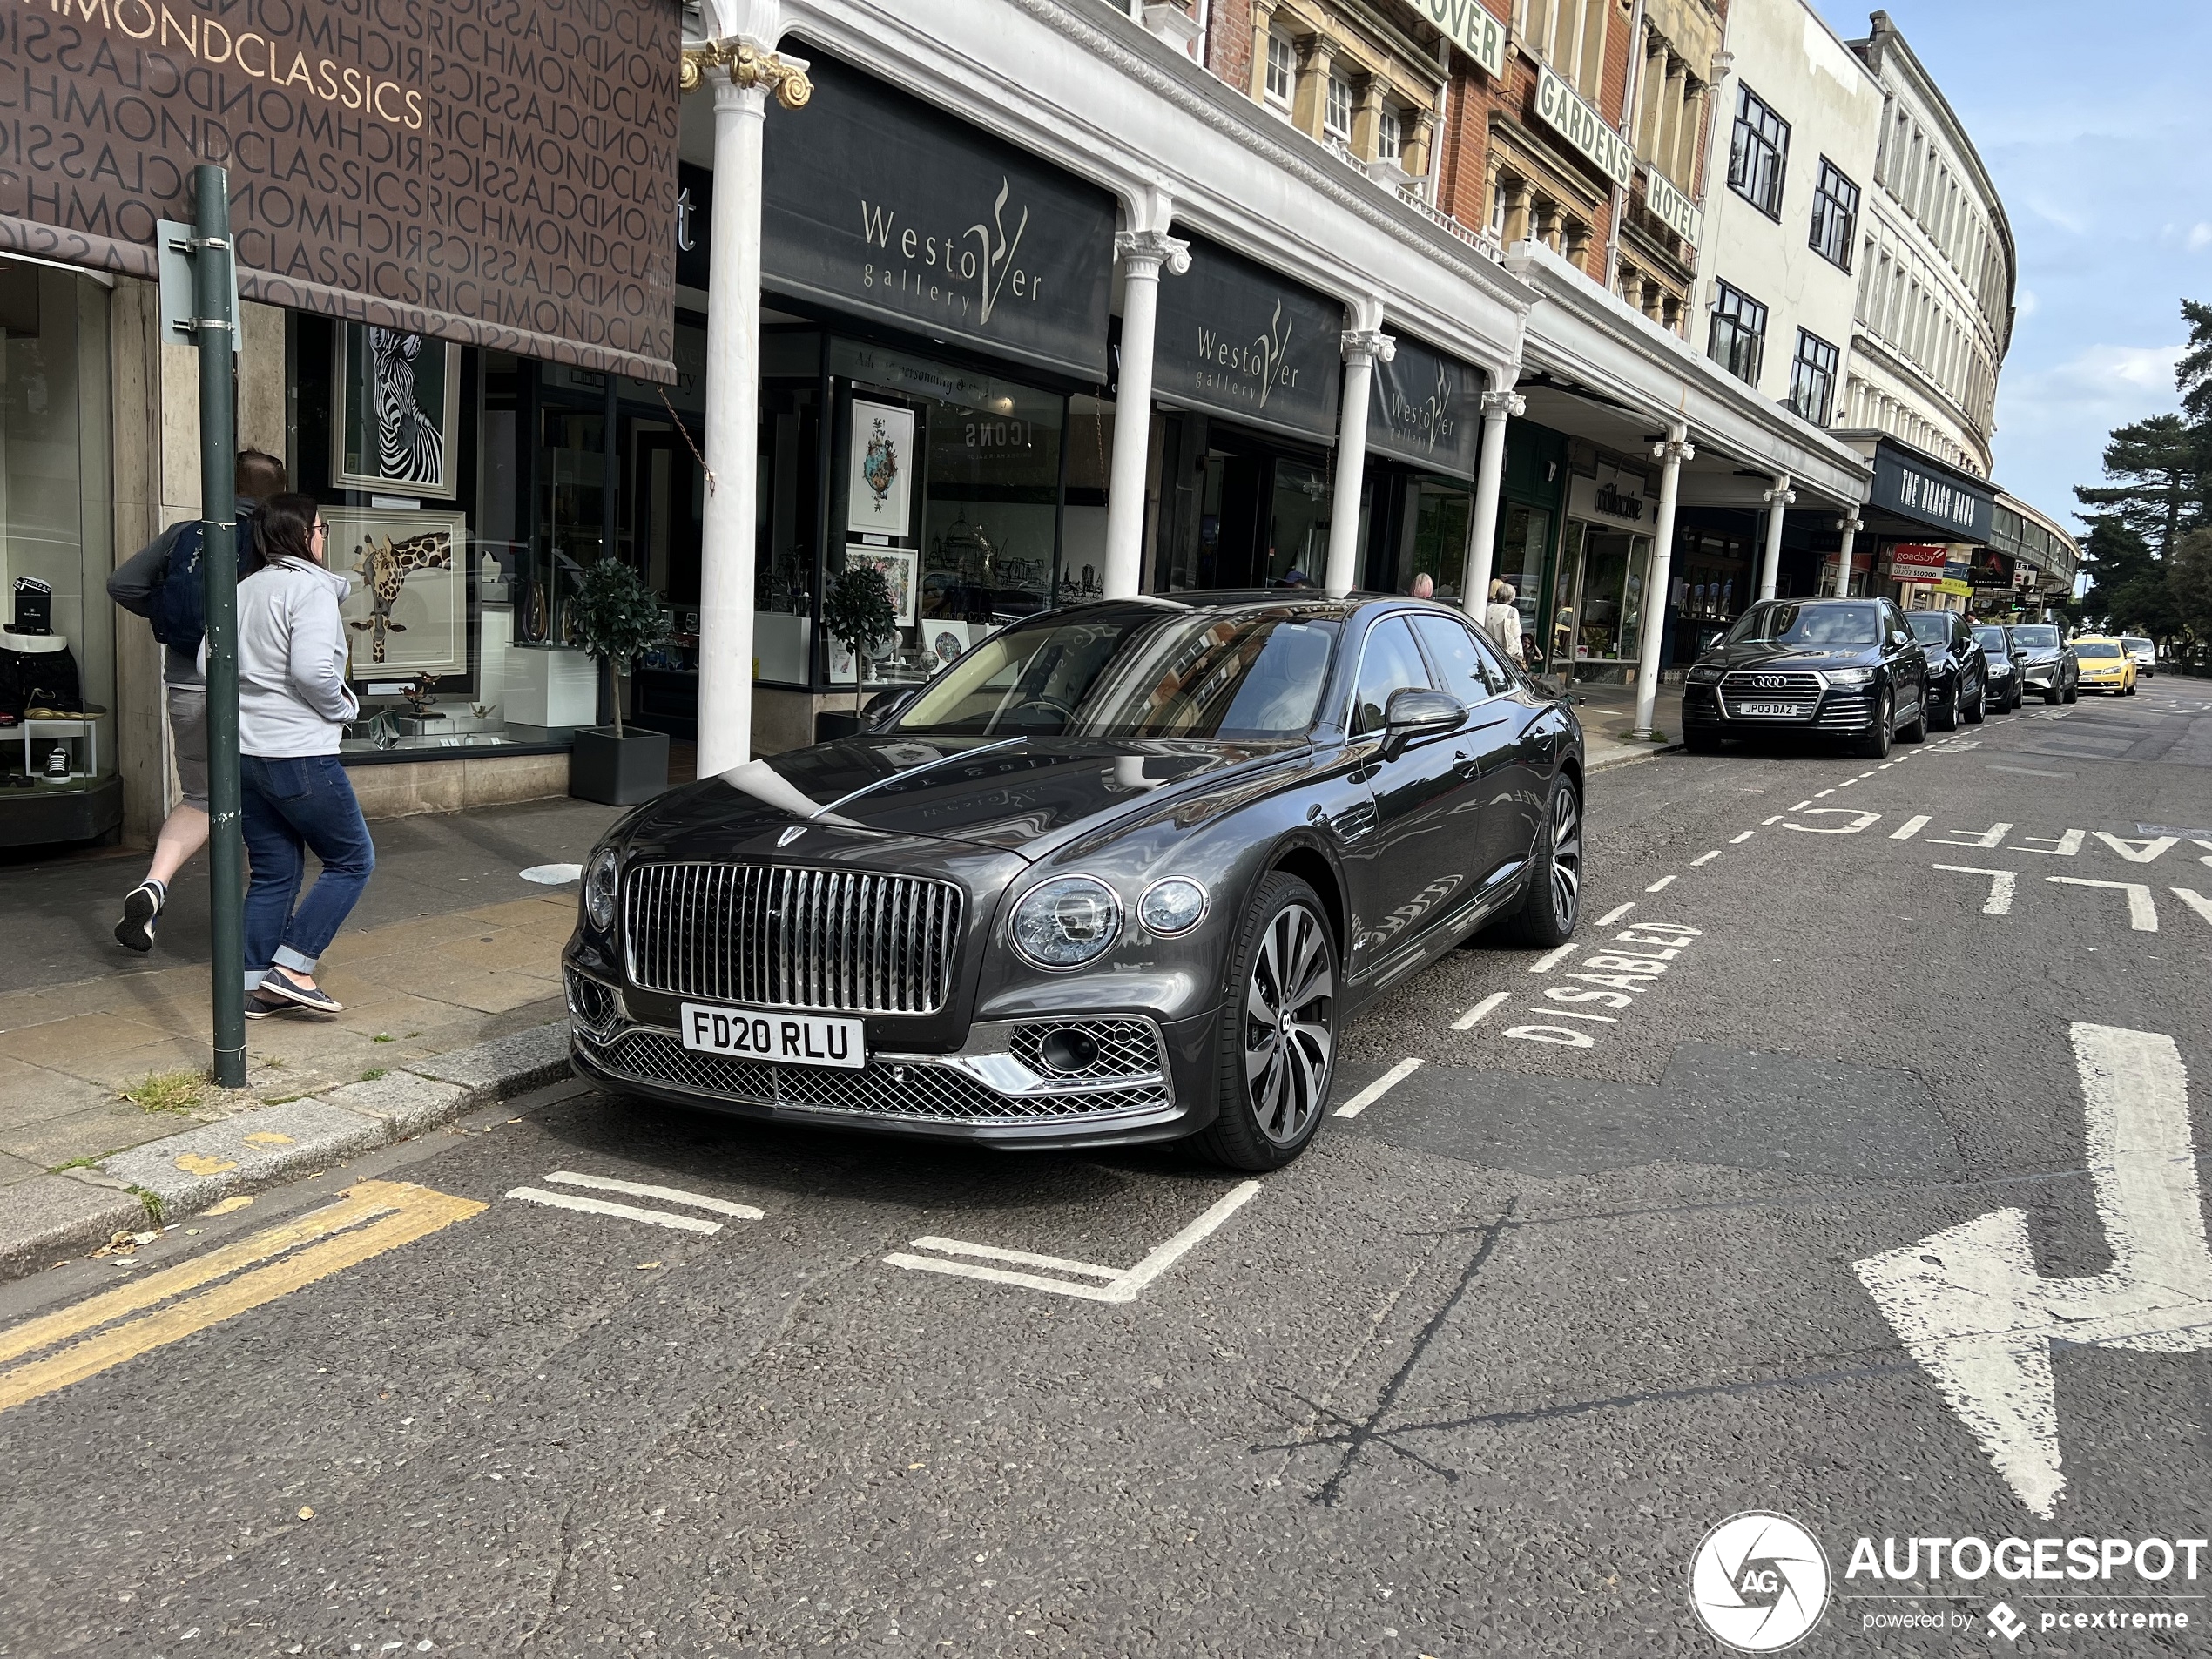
xmin=571 ymin=557 xmax=668 ymax=738
xmin=2176 ymin=299 xmax=2212 ymax=424
xmin=2074 ymin=414 xmax=2206 ymax=560
xmin=2170 ymin=528 xmax=2212 ymax=644
xmin=823 ymin=563 xmax=896 ymax=714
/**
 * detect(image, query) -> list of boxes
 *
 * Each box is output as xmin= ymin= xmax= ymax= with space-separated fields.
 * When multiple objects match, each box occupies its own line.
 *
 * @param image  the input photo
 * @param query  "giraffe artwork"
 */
xmin=338 ymin=521 xmax=459 ymax=669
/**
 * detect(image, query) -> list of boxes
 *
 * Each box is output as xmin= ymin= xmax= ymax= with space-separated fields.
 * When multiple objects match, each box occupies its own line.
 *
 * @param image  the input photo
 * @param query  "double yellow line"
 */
xmin=0 ymin=1180 xmax=483 ymax=1415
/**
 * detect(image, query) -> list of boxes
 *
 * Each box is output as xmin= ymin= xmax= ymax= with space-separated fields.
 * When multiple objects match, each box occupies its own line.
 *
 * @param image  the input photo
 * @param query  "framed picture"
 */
xmin=826 ymin=631 xmax=858 ymax=685
xmin=331 ymin=324 xmax=462 ymax=499
xmin=846 ymin=400 xmax=915 ymax=536
xmin=327 ymin=507 xmax=469 ymax=679
xmin=922 ymin=619 xmax=970 ymax=668
xmin=846 ymin=545 xmax=919 ymax=628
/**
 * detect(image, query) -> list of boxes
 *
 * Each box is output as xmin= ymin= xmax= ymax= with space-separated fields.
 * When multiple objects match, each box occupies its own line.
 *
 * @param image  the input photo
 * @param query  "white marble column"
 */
xmin=1461 ymin=384 xmax=1524 ymax=617
xmin=1325 ymin=313 xmax=1393 ymax=595
xmin=1756 ymin=475 xmax=1795 ymax=603
xmin=1832 ymin=510 xmax=1863 ymax=598
xmin=1631 ymin=425 xmax=1693 ymax=739
xmin=1102 ymin=222 xmax=1189 ymax=599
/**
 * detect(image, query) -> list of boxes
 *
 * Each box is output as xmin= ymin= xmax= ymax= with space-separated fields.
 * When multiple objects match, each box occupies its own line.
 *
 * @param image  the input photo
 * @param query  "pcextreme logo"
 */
xmin=1689 ymin=1512 xmax=1831 ymax=1651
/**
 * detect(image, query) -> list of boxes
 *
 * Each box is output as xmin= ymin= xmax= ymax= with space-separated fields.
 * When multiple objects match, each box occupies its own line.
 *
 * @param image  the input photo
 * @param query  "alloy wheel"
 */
xmin=1243 ymin=900 xmax=1335 ymax=1147
xmin=1548 ymin=782 xmax=1583 ymax=933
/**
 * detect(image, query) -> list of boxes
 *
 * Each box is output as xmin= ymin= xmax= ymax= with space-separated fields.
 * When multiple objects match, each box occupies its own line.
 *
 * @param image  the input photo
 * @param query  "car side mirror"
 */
xmin=1382 ymin=687 xmax=1465 ymax=755
xmin=860 ymin=687 xmax=920 ymax=732
xmin=1892 ymin=631 xmax=1911 ymax=646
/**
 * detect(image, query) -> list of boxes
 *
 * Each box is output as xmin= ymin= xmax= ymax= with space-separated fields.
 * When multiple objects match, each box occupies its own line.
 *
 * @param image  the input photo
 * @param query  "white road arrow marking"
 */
xmin=1855 ymin=1024 xmax=2212 ymax=1517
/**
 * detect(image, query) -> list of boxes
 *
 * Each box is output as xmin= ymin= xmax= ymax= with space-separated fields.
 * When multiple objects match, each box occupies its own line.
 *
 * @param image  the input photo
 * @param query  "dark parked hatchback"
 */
xmin=1682 ymin=597 xmax=1930 ymax=759
xmin=1904 ymin=609 xmax=1987 ymax=728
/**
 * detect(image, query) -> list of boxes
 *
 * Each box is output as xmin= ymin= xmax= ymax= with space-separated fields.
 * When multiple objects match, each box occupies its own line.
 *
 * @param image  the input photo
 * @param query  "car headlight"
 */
xmin=583 ymin=845 xmax=619 ymax=931
xmin=1139 ymin=877 xmax=1208 ymax=937
xmin=1823 ymin=666 xmax=1875 ymax=688
xmin=1687 ymin=664 xmax=1723 ymax=685
xmin=1010 ymin=875 xmax=1123 ymax=969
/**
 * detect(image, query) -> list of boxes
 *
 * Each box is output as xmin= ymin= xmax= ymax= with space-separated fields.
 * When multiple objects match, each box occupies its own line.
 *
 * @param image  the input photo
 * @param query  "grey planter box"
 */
xmin=570 ymin=726 xmax=669 ymax=805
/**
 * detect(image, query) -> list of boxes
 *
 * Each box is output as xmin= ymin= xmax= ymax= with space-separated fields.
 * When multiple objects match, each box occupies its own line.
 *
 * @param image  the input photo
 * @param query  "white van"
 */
xmin=2121 ymin=635 xmax=2156 ymax=678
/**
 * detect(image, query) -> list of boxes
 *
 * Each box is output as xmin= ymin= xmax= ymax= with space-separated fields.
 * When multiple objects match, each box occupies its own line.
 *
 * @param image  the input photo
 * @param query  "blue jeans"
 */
xmin=239 ymin=753 xmax=375 ymax=990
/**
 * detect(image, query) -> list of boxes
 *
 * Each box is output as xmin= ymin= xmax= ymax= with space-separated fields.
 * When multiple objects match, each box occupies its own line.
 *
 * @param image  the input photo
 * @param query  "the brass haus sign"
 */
xmin=0 ymin=0 xmax=681 ymax=379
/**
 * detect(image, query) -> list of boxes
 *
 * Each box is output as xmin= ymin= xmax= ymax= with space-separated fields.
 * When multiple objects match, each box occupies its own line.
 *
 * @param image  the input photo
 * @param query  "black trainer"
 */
xmin=114 ymin=881 xmax=165 ymax=953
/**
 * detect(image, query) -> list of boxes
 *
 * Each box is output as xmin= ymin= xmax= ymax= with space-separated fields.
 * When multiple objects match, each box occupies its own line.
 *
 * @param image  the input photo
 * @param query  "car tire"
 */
xmin=2044 ymin=685 xmax=2061 ymax=705
xmin=1964 ymin=678 xmax=1986 ymax=723
xmin=1857 ymin=690 xmax=1893 ymax=759
xmin=1496 ymin=774 xmax=1583 ymax=949
xmin=1932 ymin=678 xmax=1959 ymax=731
xmin=1898 ymin=683 xmax=1927 ymax=744
xmin=1197 ymin=873 xmax=1338 ymax=1171
xmin=2063 ymin=683 xmax=2078 ymax=704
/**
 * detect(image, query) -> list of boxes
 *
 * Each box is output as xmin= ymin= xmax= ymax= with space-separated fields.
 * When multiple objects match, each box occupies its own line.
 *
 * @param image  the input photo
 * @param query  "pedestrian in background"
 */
xmin=1408 ymin=572 xmax=1435 ymax=600
xmin=1485 ymin=579 xmax=1525 ymax=664
xmin=233 ymin=495 xmax=373 ymax=1017
xmin=105 ymin=450 xmax=288 ymax=952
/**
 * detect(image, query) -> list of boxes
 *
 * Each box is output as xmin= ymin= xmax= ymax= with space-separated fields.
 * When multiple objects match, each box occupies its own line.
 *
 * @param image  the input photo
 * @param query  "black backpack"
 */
xmin=148 ymin=502 xmax=258 ymax=656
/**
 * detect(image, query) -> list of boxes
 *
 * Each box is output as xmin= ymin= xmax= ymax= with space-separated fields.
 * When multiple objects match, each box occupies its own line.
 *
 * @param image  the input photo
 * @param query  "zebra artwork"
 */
xmin=356 ymin=327 xmax=447 ymax=489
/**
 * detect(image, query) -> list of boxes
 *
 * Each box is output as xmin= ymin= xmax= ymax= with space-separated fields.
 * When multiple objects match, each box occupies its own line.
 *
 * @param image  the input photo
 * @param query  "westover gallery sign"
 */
xmin=0 ymin=0 xmax=681 ymax=379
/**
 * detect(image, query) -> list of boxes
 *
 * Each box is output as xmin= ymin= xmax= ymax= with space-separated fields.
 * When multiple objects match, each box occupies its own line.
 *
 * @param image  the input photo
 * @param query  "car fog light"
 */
xmin=583 ymin=846 xmax=619 ymax=931
xmin=1038 ymin=1028 xmax=1102 ymax=1074
xmin=1010 ymin=875 xmax=1123 ymax=969
xmin=1139 ymin=876 xmax=1208 ymax=936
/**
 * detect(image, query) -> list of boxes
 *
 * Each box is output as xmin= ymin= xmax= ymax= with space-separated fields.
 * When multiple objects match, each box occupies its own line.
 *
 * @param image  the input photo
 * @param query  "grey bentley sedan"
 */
xmin=563 ymin=593 xmax=1584 ymax=1170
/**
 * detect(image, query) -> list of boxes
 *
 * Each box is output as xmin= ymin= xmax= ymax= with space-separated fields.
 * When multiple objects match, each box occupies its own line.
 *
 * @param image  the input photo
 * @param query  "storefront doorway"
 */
xmin=1556 ymin=523 xmax=1651 ymax=683
xmin=1156 ymin=415 xmax=1334 ymax=592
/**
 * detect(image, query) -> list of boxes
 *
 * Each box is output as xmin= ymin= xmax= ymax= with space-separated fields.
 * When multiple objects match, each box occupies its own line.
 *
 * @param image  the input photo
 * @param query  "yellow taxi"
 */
xmin=2070 ymin=635 xmax=2138 ymax=695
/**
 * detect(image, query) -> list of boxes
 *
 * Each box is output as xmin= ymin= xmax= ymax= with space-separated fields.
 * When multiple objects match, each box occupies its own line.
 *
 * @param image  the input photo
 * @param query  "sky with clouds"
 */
xmin=1809 ymin=0 xmax=2210 ymax=535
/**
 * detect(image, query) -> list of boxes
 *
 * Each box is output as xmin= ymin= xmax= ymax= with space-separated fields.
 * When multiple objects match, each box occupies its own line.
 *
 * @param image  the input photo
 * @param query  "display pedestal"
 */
xmin=502 ymin=644 xmax=596 ymax=729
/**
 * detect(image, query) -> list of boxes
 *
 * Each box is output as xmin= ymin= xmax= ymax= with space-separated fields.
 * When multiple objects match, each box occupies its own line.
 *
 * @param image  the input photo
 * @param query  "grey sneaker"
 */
xmin=260 ymin=968 xmax=342 ymax=1014
xmin=114 ymin=881 xmax=165 ymax=953
xmin=244 ymin=992 xmax=289 ymax=1021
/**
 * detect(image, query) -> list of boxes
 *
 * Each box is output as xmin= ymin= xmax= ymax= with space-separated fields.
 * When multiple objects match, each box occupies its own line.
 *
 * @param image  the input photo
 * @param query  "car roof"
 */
xmin=1063 ymin=590 xmax=1471 ymax=623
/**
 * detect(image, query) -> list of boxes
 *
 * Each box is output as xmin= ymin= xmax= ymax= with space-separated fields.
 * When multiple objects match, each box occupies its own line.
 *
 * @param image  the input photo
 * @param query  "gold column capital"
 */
xmin=680 ymin=41 xmax=812 ymax=108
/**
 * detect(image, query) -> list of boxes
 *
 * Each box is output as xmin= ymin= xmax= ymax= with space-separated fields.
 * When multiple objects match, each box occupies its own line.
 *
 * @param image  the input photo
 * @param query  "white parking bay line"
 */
xmin=1890 ymin=814 xmax=1932 ymax=840
xmin=506 ymin=1188 xmax=726 ymax=1234
xmin=1645 ymin=873 xmax=1678 ymax=893
xmin=1690 ymin=850 xmax=1722 ymax=866
xmin=1529 ymin=941 xmax=1580 ymax=973
xmin=1596 ymin=901 xmax=1636 ymax=926
xmin=1730 ymin=831 xmax=1756 ymax=844
xmin=543 ymin=1171 xmax=764 ymax=1218
xmin=885 ymin=1181 xmax=1264 ymax=1304
xmin=1336 ymin=1056 xmax=1426 ymax=1111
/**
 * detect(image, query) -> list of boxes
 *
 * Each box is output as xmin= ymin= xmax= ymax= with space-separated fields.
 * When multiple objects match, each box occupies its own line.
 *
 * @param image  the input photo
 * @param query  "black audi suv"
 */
xmin=564 ymin=594 xmax=1584 ymax=1170
xmin=1904 ymin=608 xmax=1987 ymax=728
xmin=1681 ymin=597 xmax=1930 ymax=759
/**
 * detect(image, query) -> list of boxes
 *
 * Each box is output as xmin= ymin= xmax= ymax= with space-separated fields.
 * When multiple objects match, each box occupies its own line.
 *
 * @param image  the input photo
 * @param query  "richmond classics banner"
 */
xmin=0 ymin=0 xmax=681 ymax=379
xmin=1366 ymin=331 xmax=1483 ymax=476
xmin=1151 ymin=236 xmax=1343 ymax=444
xmin=759 ymin=52 xmax=1116 ymax=381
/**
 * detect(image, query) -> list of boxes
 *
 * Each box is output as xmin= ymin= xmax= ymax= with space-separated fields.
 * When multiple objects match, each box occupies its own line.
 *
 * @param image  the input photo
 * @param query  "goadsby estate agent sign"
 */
xmin=0 ymin=0 xmax=682 ymax=378
xmin=759 ymin=52 xmax=1116 ymax=381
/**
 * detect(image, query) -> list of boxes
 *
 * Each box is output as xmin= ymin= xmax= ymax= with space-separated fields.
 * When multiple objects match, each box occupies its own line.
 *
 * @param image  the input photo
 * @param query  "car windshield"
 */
xmin=2123 ymin=637 xmax=2153 ymax=651
xmin=1905 ymin=613 xmax=1954 ymax=645
xmin=2011 ymin=625 xmax=2060 ymax=649
xmin=1973 ymin=626 xmax=2009 ymax=651
xmin=2075 ymin=641 xmax=2121 ymax=659
xmin=1721 ymin=602 xmax=1881 ymax=648
xmin=888 ymin=604 xmax=1342 ymax=739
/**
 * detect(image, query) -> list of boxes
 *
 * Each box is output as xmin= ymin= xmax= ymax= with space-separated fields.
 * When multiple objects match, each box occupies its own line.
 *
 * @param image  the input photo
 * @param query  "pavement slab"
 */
xmin=96 ymin=1097 xmax=389 ymax=1214
xmin=0 ymin=1173 xmax=145 ymax=1278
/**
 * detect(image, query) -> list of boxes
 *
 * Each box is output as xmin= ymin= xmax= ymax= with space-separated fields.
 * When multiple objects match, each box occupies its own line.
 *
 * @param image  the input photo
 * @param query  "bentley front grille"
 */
xmin=583 ymin=1028 xmax=1170 ymax=1126
xmin=624 ymin=863 xmax=962 ymax=1015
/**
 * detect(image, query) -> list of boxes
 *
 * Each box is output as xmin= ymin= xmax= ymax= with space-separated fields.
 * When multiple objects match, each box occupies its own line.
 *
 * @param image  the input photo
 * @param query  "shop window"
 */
xmin=826 ymin=340 xmax=1065 ymax=693
xmin=1809 ymin=158 xmax=1859 ymax=271
xmin=0 ymin=260 xmax=113 ymax=823
xmin=1560 ymin=523 xmax=1649 ymax=682
xmin=1498 ymin=503 xmax=1551 ymax=671
xmin=1788 ymin=328 xmax=1839 ymax=426
xmin=1728 ymin=83 xmax=1790 ymax=220
xmin=1264 ymin=34 xmax=1295 ymax=111
xmin=1708 ymin=280 xmax=1768 ymax=386
xmin=1324 ymin=75 xmax=1354 ymax=145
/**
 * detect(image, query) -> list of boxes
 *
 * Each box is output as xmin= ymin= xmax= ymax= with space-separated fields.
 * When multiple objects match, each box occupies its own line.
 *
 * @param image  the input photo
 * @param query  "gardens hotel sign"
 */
xmin=0 ymin=0 xmax=682 ymax=378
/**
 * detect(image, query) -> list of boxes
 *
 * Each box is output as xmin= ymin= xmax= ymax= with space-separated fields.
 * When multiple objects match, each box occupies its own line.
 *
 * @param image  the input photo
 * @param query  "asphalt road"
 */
xmin=3 ymin=677 xmax=2210 ymax=1657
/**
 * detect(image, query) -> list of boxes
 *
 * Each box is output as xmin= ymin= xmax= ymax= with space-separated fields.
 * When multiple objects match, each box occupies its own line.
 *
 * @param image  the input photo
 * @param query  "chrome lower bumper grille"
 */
xmin=579 ymin=1028 xmax=1171 ymax=1126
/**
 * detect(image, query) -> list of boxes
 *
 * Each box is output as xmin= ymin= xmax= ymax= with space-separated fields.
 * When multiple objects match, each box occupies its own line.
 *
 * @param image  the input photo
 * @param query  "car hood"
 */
xmin=613 ymin=733 xmax=1308 ymax=860
xmin=1695 ymin=643 xmax=1881 ymax=676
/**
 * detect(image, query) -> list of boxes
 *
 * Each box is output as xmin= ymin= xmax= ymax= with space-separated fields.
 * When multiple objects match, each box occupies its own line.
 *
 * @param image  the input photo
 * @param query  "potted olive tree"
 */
xmin=817 ymin=562 xmax=896 ymax=741
xmin=569 ymin=556 xmax=671 ymax=804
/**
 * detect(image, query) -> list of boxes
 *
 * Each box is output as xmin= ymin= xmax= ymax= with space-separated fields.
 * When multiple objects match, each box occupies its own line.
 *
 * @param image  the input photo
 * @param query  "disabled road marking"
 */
xmin=1932 ymin=865 xmax=2017 ymax=916
xmin=2047 ymin=876 xmax=2159 ymax=932
xmin=1528 ymin=942 xmax=1579 ymax=974
xmin=885 ymin=1181 xmax=1262 ymax=1304
xmin=1450 ymin=991 xmax=1511 ymax=1032
xmin=0 ymin=1181 xmax=483 ymax=1416
xmin=1856 ymin=1025 xmax=2212 ymax=1518
xmin=1334 ymin=1057 xmax=1424 ymax=1116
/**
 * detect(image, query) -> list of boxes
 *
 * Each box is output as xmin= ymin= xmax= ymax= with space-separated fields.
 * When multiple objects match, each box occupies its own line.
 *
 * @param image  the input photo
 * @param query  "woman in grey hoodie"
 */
xmin=233 ymin=495 xmax=372 ymax=1015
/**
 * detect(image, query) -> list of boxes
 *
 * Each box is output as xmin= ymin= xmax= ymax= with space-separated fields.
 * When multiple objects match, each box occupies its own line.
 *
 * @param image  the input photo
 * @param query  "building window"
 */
xmin=1324 ymin=73 xmax=1353 ymax=144
xmin=1264 ymin=33 xmax=1294 ymax=110
xmin=1708 ymin=280 xmax=1769 ymax=385
xmin=1808 ymin=158 xmax=1859 ymax=271
xmin=1728 ymin=84 xmax=1790 ymax=219
xmin=1376 ymin=106 xmax=1402 ymax=163
xmin=1788 ymin=328 xmax=1839 ymax=425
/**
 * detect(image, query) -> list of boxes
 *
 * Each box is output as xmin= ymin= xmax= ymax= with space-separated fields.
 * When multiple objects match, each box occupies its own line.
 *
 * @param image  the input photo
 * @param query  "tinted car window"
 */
xmin=1350 ymin=617 xmax=1433 ymax=735
xmin=893 ymin=608 xmax=1342 ymax=739
xmin=1412 ymin=614 xmax=1506 ymax=702
xmin=2011 ymin=625 xmax=2060 ymax=650
xmin=1723 ymin=602 xmax=1882 ymax=647
xmin=1973 ymin=626 xmax=2008 ymax=651
xmin=1905 ymin=612 xmax=1952 ymax=646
